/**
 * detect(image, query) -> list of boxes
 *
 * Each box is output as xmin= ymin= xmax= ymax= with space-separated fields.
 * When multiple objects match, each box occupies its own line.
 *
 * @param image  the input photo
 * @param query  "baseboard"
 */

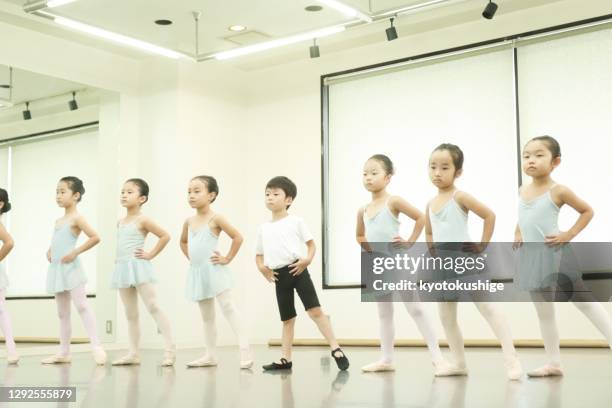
xmin=0 ymin=337 xmax=90 ymax=344
xmin=267 ymin=338 xmax=610 ymax=348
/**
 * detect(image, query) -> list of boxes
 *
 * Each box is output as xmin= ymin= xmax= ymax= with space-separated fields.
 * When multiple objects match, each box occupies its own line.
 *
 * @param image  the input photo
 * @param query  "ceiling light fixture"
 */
xmin=315 ymin=0 xmax=372 ymax=22
xmin=378 ymin=0 xmax=457 ymax=18
xmin=23 ymin=102 xmax=32 ymax=120
xmin=54 ymin=16 xmax=184 ymax=59
xmin=23 ymin=0 xmax=77 ymax=13
xmin=154 ymin=19 xmax=173 ymax=26
xmin=309 ymin=39 xmax=320 ymax=58
xmin=68 ymin=91 xmax=78 ymax=111
xmin=229 ymin=25 xmax=246 ymax=32
xmin=482 ymin=0 xmax=498 ymax=19
xmin=47 ymin=0 xmax=78 ymax=7
xmin=386 ymin=17 xmax=398 ymax=41
xmin=213 ymin=25 xmax=345 ymax=60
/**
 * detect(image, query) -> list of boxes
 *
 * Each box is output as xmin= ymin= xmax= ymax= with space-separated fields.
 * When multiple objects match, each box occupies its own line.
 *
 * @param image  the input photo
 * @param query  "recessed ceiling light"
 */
xmin=229 ymin=25 xmax=246 ymax=32
xmin=155 ymin=19 xmax=173 ymax=26
xmin=305 ymin=5 xmax=323 ymax=12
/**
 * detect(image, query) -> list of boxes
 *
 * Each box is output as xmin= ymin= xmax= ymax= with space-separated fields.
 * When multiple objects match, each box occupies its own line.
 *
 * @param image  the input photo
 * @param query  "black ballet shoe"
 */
xmin=262 ymin=358 xmax=292 ymax=371
xmin=331 ymin=348 xmax=349 ymax=371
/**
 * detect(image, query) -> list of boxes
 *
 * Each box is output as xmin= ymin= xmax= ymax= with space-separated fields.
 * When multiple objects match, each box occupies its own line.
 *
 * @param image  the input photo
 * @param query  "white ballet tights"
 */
xmin=377 ymin=301 xmax=444 ymax=364
xmin=56 ymin=284 xmax=101 ymax=356
xmin=119 ymin=283 xmax=174 ymax=356
xmin=534 ymin=301 xmax=612 ymax=366
xmin=198 ymin=289 xmax=249 ymax=358
xmin=0 ymin=289 xmax=17 ymax=356
xmin=438 ymin=302 xmax=517 ymax=367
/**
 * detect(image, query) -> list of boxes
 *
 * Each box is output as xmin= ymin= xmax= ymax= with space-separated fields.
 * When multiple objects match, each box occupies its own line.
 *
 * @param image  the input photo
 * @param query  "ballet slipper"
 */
xmin=41 ymin=354 xmax=72 ymax=364
xmin=527 ymin=364 xmax=563 ymax=377
xmin=186 ymin=355 xmax=217 ymax=367
xmin=506 ymin=357 xmax=523 ymax=380
xmin=93 ymin=346 xmax=107 ymax=365
xmin=111 ymin=354 xmax=141 ymax=366
xmin=361 ymin=360 xmax=395 ymax=372
xmin=161 ymin=347 xmax=176 ymax=367
xmin=6 ymin=353 xmax=19 ymax=365
xmin=433 ymin=363 xmax=468 ymax=377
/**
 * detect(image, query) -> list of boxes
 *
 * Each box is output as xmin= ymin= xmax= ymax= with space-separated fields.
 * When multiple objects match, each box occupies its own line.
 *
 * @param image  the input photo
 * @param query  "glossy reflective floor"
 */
xmin=1 ymin=346 xmax=612 ymax=407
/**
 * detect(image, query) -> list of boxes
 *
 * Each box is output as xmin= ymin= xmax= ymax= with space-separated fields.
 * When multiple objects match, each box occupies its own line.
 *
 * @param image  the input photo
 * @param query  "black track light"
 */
xmin=309 ymin=39 xmax=320 ymax=59
xmin=23 ymin=102 xmax=31 ymax=120
xmin=386 ymin=17 xmax=398 ymax=41
xmin=482 ymin=0 xmax=498 ymax=19
xmin=69 ymin=91 xmax=78 ymax=111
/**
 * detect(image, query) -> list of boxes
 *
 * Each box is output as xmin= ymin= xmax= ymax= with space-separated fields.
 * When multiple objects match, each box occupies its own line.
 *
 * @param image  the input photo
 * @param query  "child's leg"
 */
xmin=377 ymin=301 xmax=395 ymax=364
xmin=136 ymin=283 xmax=174 ymax=350
xmin=473 ymin=302 xmax=522 ymax=379
xmin=281 ymin=317 xmax=296 ymax=361
xmin=529 ymin=302 xmax=563 ymax=377
xmin=473 ymin=302 xmax=518 ymax=358
xmin=293 ymin=270 xmax=339 ymax=349
xmin=118 ymin=287 xmax=140 ymax=356
xmin=438 ymin=302 xmax=466 ymax=368
xmin=274 ymin=266 xmax=297 ymax=363
xmin=572 ymin=301 xmax=612 ymax=344
xmin=70 ymin=284 xmax=101 ymax=348
xmin=215 ymin=290 xmax=250 ymax=356
xmin=361 ymin=301 xmax=395 ymax=372
xmin=198 ymin=298 xmax=217 ymax=358
xmin=56 ymin=291 xmax=72 ymax=356
xmin=0 ymin=289 xmax=17 ymax=356
xmin=402 ymin=301 xmax=445 ymax=365
xmin=306 ymin=306 xmax=339 ymax=350
xmin=570 ymin=280 xmax=612 ymax=344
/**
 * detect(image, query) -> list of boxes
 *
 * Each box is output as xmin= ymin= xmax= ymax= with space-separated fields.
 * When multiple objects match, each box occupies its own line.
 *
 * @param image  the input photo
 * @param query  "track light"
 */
xmin=309 ymin=39 xmax=320 ymax=58
xmin=68 ymin=91 xmax=78 ymax=111
xmin=386 ymin=17 xmax=398 ymax=41
xmin=23 ymin=102 xmax=32 ymax=120
xmin=482 ymin=0 xmax=498 ymax=19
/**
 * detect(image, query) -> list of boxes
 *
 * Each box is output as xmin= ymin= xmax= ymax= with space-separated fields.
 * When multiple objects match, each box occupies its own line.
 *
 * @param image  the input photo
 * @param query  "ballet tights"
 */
xmin=118 ymin=282 xmax=174 ymax=356
xmin=55 ymin=284 xmax=101 ymax=355
xmin=0 ymin=289 xmax=17 ymax=356
xmin=377 ymin=301 xmax=444 ymax=364
xmin=198 ymin=289 xmax=248 ymax=358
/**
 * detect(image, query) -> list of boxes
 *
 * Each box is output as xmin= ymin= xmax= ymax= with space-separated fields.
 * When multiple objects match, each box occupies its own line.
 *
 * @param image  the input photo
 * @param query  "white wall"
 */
xmin=2 ymin=0 xmax=612 ymax=351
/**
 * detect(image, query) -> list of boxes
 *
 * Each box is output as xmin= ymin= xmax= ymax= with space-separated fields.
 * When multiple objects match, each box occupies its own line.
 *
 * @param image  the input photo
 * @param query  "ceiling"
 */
xmin=0 ymin=64 xmax=86 ymax=107
xmin=0 ymin=0 xmax=574 ymax=67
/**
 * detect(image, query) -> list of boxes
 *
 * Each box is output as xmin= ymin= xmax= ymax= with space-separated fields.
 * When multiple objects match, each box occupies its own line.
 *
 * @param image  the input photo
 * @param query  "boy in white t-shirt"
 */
xmin=256 ymin=176 xmax=349 ymax=371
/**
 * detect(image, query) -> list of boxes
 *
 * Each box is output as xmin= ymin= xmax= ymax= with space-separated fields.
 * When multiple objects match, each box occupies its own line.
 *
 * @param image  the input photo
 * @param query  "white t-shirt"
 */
xmin=256 ymin=214 xmax=314 ymax=269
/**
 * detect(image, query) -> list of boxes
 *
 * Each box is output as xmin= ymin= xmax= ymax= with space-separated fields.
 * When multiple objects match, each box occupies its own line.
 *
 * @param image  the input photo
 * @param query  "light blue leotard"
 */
xmin=516 ymin=185 xmax=581 ymax=290
xmin=46 ymin=221 xmax=87 ymax=294
xmin=186 ymin=218 xmax=232 ymax=301
xmin=111 ymin=219 xmax=156 ymax=289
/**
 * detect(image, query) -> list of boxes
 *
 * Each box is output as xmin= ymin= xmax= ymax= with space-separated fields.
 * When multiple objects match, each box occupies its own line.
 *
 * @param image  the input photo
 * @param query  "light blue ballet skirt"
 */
xmin=516 ymin=187 xmax=581 ymax=290
xmin=0 ymin=262 xmax=8 ymax=290
xmin=363 ymin=198 xmax=401 ymax=299
xmin=186 ymin=225 xmax=232 ymax=301
xmin=46 ymin=222 xmax=87 ymax=294
xmin=111 ymin=221 xmax=156 ymax=289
